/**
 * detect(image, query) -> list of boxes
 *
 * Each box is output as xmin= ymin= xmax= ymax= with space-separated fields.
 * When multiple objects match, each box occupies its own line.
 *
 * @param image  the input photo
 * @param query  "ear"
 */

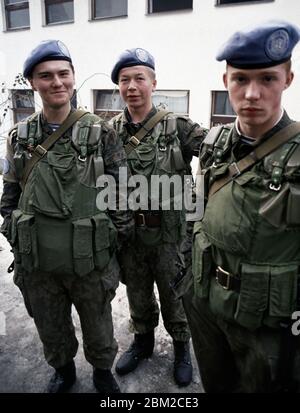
xmin=152 ymin=79 xmax=157 ymax=92
xmin=223 ymin=72 xmax=228 ymax=89
xmin=28 ymin=78 xmax=37 ymax=92
xmin=284 ymin=70 xmax=294 ymax=89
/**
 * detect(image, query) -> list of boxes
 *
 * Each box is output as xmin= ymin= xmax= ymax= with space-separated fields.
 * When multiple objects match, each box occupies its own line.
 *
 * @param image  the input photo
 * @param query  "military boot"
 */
xmin=93 ymin=368 xmax=121 ymax=393
xmin=47 ymin=360 xmax=76 ymax=393
xmin=115 ymin=331 xmax=155 ymax=375
xmin=173 ymin=341 xmax=193 ymax=387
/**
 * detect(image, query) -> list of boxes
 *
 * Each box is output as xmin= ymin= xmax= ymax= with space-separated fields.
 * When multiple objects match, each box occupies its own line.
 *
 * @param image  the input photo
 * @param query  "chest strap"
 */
xmin=209 ymin=121 xmax=300 ymax=198
xmin=124 ymin=110 xmax=171 ymax=155
xmin=21 ymin=109 xmax=88 ymax=189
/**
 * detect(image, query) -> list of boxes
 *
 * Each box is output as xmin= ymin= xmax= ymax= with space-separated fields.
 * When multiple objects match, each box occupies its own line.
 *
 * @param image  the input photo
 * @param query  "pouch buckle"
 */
xmin=129 ymin=136 xmax=140 ymax=148
xmin=34 ymin=145 xmax=47 ymax=158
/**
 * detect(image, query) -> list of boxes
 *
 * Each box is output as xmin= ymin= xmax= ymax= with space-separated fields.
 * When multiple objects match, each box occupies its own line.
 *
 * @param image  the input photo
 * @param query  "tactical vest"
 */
xmin=10 ymin=112 xmax=117 ymax=276
xmin=111 ymin=110 xmax=188 ymax=246
xmin=192 ymin=124 xmax=300 ymax=330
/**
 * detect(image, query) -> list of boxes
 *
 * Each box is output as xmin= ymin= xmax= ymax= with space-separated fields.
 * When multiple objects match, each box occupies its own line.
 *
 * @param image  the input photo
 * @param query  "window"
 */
xmin=94 ymin=90 xmax=125 ymax=120
xmin=148 ymin=0 xmax=192 ymax=14
xmin=3 ymin=0 xmax=30 ymax=30
xmin=152 ymin=90 xmax=189 ymax=115
xmin=216 ymin=0 xmax=274 ymax=5
xmin=94 ymin=89 xmax=189 ymax=120
xmin=91 ymin=0 xmax=127 ymax=20
xmin=210 ymin=91 xmax=236 ymax=126
xmin=11 ymin=89 xmax=35 ymax=123
xmin=43 ymin=0 xmax=74 ymax=25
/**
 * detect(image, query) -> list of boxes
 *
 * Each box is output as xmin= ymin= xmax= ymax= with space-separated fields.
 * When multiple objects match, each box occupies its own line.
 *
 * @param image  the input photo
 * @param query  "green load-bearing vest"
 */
xmin=192 ymin=124 xmax=300 ymax=330
xmin=10 ymin=112 xmax=117 ymax=276
xmin=112 ymin=110 xmax=189 ymax=246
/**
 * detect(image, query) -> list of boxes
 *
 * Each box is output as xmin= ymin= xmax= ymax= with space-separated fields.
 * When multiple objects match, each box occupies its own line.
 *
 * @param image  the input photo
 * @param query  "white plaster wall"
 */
xmin=0 ymin=0 xmax=300 ymax=157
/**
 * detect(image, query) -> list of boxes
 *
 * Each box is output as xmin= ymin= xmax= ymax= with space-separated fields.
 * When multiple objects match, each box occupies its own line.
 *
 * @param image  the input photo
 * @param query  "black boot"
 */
xmin=47 ymin=360 xmax=76 ymax=393
xmin=173 ymin=341 xmax=193 ymax=387
xmin=93 ymin=368 xmax=121 ymax=393
xmin=115 ymin=331 xmax=154 ymax=375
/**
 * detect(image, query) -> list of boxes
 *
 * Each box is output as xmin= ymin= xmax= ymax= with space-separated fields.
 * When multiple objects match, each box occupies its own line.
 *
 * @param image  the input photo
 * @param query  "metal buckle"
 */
xmin=129 ymin=136 xmax=140 ymax=147
xmin=230 ymin=162 xmax=241 ymax=178
xmin=269 ymin=182 xmax=281 ymax=191
xmin=78 ymin=155 xmax=87 ymax=162
xmin=137 ymin=213 xmax=146 ymax=226
xmin=216 ymin=266 xmax=231 ymax=290
xmin=34 ymin=145 xmax=47 ymax=158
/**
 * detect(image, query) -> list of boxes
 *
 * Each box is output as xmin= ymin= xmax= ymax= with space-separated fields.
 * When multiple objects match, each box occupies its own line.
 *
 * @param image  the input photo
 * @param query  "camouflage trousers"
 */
xmin=119 ymin=241 xmax=190 ymax=342
xmin=183 ymin=284 xmax=300 ymax=393
xmin=17 ymin=256 xmax=119 ymax=369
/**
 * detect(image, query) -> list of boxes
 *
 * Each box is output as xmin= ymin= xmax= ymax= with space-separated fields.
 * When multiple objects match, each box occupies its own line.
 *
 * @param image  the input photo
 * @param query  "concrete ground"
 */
xmin=0 ymin=179 xmax=203 ymax=394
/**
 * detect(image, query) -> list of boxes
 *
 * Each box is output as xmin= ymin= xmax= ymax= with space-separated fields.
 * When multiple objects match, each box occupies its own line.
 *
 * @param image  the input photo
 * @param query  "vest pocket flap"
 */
xmin=269 ymin=265 xmax=298 ymax=317
xmin=235 ymin=263 xmax=269 ymax=330
xmin=17 ymin=214 xmax=35 ymax=254
xmin=92 ymin=214 xmax=110 ymax=251
xmin=192 ymin=229 xmax=212 ymax=298
xmin=10 ymin=209 xmax=23 ymax=246
xmin=73 ymin=218 xmax=93 ymax=258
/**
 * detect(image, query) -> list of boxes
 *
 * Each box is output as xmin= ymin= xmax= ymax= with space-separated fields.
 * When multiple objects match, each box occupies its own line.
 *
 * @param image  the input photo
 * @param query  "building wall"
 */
xmin=0 ymin=0 xmax=300 ymax=157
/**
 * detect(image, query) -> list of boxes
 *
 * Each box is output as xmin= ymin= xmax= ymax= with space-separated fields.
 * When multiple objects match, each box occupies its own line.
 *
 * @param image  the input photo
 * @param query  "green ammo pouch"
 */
xmin=73 ymin=218 xmax=94 ymax=276
xmin=192 ymin=224 xmax=213 ymax=298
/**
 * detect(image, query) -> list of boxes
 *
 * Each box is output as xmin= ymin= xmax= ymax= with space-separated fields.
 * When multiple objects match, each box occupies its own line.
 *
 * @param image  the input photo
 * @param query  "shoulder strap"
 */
xmin=209 ymin=121 xmax=300 ymax=198
xmin=20 ymin=109 xmax=88 ymax=189
xmin=124 ymin=109 xmax=171 ymax=155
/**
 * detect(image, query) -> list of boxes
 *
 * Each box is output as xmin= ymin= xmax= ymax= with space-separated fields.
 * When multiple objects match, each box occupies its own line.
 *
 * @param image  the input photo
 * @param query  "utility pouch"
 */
xmin=286 ymin=184 xmax=300 ymax=226
xmin=192 ymin=224 xmax=213 ymax=298
xmin=269 ymin=265 xmax=298 ymax=317
xmin=92 ymin=214 xmax=115 ymax=271
xmin=16 ymin=213 xmax=38 ymax=273
xmin=235 ymin=263 xmax=269 ymax=330
xmin=73 ymin=218 xmax=94 ymax=276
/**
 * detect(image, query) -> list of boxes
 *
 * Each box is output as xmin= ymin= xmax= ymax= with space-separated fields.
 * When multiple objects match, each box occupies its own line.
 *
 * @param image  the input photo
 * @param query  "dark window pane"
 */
xmin=214 ymin=92 xmax=235 ymax=116
xmin=149 ymin=0 xmax=192 ymax=13
xmin=45 ymin=1 xmax=74 ymax=24
xmin=12 ymin=90 xmax=34 ymax=108
xmin=6 ymin=7 xmax=29 ymax=28
xmin=93 ymin=0 xmax=127 ymax=18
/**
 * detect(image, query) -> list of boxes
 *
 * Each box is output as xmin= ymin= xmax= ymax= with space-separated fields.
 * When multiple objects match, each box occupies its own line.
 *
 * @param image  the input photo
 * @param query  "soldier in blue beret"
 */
xmin=0 ymin=40 xmax=135 ymax=393
xmin=110 ymin=48 xmax=208 ymax=387
xmin=184 ymin=20 xmax=300 ymax=393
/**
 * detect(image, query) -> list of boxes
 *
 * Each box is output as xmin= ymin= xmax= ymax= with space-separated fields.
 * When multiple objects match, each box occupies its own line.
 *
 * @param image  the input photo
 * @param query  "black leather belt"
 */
xmin=216 ymin=266 xmax=241 ymax=292
xmin=135 ymin=212 xmax=161 ymax=228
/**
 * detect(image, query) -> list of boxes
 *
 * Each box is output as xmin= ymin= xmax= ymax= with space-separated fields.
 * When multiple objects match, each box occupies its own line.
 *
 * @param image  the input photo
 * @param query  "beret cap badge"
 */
xmin=265 ymin=29 xmax=290 ymax=60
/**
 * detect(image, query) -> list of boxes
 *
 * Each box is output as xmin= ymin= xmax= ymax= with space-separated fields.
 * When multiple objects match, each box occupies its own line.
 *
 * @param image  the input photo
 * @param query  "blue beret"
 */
xmin=23 ymin=40 xmax=72 ymax=78
xmin=216 ymin=20 xmax=300 ymax=69
xmin=111 ymin=48 xmax=155 ymax=84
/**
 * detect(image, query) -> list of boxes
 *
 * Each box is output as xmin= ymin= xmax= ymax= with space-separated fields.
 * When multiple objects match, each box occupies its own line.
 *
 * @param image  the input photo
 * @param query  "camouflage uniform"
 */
xmin=185 ymin=112 xmax=300 ymax=392
xmin=0 ymin=111 xmax=134 ymax=370
xmin=111 ymin=105 xmax=207 ymax=340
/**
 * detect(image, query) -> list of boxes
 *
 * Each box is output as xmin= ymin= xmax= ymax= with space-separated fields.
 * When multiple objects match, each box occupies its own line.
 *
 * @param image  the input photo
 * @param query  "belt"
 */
xmin=135 ymin=212 xmax=161 ymax=228
xmin=216 ymin=266 xmax=241 ymax=292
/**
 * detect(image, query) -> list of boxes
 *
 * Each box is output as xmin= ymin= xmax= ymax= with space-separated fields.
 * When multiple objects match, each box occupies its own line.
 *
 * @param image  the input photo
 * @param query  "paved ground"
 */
xmin=0 ymin=179 xmax=203 ymax=394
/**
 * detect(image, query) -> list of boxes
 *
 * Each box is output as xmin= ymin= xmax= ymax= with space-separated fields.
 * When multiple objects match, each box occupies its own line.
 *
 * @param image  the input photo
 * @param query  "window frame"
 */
xmin=215 ymin=0 xmax=274 ymax=6
xmin=11 ymin=89 xmax=35 ymax=124
xmin=90 ymin=0 xmax=128 ymax=21
xmin=147 ymin=0 xmax=193 ymax=14
xmin=42 ymin=0 xmax=74 ymax=26
xmin=210 ymin=90 xmax=236 ymax=127
xmin=2 ymin=0 xmax=30 ymax=31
